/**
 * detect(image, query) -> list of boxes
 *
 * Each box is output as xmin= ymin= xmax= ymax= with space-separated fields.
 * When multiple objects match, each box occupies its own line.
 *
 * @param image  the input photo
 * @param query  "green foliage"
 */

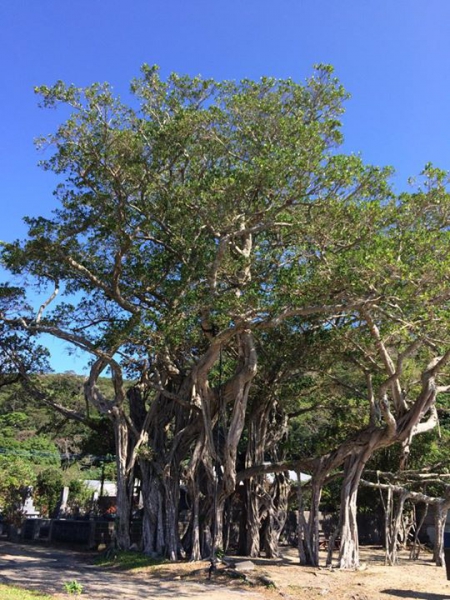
xmin=0 ymin=436 xmax=58 ymax=464
xmin=95 ymin=550 xmax=167 ymax=570
xmin=0 ymin=585 xmax=53 ymax=600
xmin=0 ymin=411 xmax=60 ymax=465
xmin=25 ymin=436 xmax=61 ymax=465
xmin=67 ymin=479 xmax=92 ymax=513
xmin=0 ymin=456 xmax=36 ymax=523
xmin=62 ymin=580 xmax=83 ymax=595
xmin=0 ymin=373 xmax=116 ymax=466
xmin=0 ymin=412 xmax=29 ymax=428
xmin=35 ymin=467 xmax=63 ymax=517
xmin=0 ymin=285 xmax=50 ymax=387
xmin=75 ymin=458 xmax=116 ymax=482
xmin=3 ymin=65 xmax=393 ymax=360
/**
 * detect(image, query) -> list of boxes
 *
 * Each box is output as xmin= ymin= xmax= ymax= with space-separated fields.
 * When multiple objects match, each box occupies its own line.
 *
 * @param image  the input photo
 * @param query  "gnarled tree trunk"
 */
xmin=433 ymin=501 xmax=449 ymax=567
xmin=140 ymin=460 xmax=165 ymax=556
xmin=113 ymin=413 xmax=133 ymax=549
xmin=261 ymin=472 xmax=290 ymax=558
xmin=338 ymin=445 xmax=375 ymax=570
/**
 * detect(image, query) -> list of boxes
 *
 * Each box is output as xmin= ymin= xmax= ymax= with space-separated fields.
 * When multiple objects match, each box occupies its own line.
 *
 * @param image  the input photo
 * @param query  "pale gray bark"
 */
xmin=433 ymin=501 xmax=449 ymax=567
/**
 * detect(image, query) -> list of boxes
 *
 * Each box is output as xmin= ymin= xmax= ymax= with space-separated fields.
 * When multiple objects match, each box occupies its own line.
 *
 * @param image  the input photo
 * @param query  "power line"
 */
xmin=0 ymin=447 xmax=115 ymax=462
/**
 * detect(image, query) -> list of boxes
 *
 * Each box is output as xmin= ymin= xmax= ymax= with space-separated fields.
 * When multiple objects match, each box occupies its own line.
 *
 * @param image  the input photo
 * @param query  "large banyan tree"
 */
xmin=2 ymin=65 xmax=450 ymax=568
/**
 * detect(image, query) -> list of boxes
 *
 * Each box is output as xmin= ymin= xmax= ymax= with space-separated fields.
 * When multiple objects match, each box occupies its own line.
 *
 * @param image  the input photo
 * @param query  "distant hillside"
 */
xmin=0 ymin=373 xmax=116 ymax=464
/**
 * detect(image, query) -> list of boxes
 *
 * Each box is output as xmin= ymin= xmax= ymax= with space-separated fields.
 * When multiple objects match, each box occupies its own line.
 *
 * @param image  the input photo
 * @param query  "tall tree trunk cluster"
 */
xmin=83 ymin=329 xmax=295 ymax=560
xmin=361 ymin=476 xmax=450 ymax=567
xmin=81 ymin=328 xmax=450 ymax=570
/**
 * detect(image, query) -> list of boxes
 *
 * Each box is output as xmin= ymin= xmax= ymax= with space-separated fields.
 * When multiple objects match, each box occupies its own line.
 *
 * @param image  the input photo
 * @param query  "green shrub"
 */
xmin=35 ymin=468 xmax=63 ymax=517
xmin=0 ymin=456 xmax=36 ymax=524
xmin=63 ymin=580 xmax=83 ymax=595
xmin=67 ymin=479 xmax=92 ymax=514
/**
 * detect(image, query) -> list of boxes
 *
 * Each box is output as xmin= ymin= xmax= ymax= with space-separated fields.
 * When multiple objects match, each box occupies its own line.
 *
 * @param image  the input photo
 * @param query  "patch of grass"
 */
xmin=63 ymin=580 xmax=83 ymax=595
xmin=95 ymin=550 xmax=167 ymax=571
xmin=0 ymin=584 xmax=53 ymax=600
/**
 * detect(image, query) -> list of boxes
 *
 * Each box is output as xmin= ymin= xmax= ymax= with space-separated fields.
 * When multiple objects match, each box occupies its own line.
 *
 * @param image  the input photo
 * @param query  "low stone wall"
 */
xmin=22 ymin=518 xmax=51 ymax=541
xmin=21 ymin=518 xmax=112 ymax=549
xmin=20 ymin=518 xmax=142 ymax=549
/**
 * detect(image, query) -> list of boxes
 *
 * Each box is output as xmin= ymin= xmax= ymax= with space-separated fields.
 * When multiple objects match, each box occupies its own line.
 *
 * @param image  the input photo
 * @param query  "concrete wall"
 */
xmin=20 ymin=518 xmax=141 ymax=549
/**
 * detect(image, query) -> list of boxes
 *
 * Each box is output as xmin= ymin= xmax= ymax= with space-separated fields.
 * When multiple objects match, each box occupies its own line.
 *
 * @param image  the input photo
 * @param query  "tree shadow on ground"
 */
xmin=0 ymin=540 xmax=262 ymax=599
xmin=382 ymin=590 xmax=450 ymax=599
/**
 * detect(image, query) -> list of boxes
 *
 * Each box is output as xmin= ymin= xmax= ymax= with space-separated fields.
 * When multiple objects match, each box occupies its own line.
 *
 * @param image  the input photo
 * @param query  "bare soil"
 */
xmin=1 ymin=540 xmax=449 ymax=600
xmin=250 ymin=546 xmax=450 ymax=600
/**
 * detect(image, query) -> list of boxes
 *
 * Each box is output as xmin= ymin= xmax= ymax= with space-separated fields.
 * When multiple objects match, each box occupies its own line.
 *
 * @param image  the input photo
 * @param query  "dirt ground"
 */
xmin=259 ymin=545 xmax=450 ymax=600
xmin=1 ymin=540 xmax=450 ymax=600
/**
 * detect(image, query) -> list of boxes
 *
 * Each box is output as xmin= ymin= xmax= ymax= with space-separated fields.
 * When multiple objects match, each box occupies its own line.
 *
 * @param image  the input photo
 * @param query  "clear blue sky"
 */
xmin=1 ymin=0 xmax=450 ymax=372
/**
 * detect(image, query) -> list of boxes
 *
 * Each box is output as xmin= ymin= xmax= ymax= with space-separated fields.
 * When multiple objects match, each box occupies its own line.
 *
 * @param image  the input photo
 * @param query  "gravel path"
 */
xmin=0 ymin=541 xmax=266 ymax=600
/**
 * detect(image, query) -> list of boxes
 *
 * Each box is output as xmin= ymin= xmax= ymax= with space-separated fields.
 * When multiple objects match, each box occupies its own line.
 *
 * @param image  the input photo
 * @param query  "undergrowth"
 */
xmin=95 ymin=550 xmax=167 ymax=570
xmin=0 ymin=584 xmax=53 ymax=600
